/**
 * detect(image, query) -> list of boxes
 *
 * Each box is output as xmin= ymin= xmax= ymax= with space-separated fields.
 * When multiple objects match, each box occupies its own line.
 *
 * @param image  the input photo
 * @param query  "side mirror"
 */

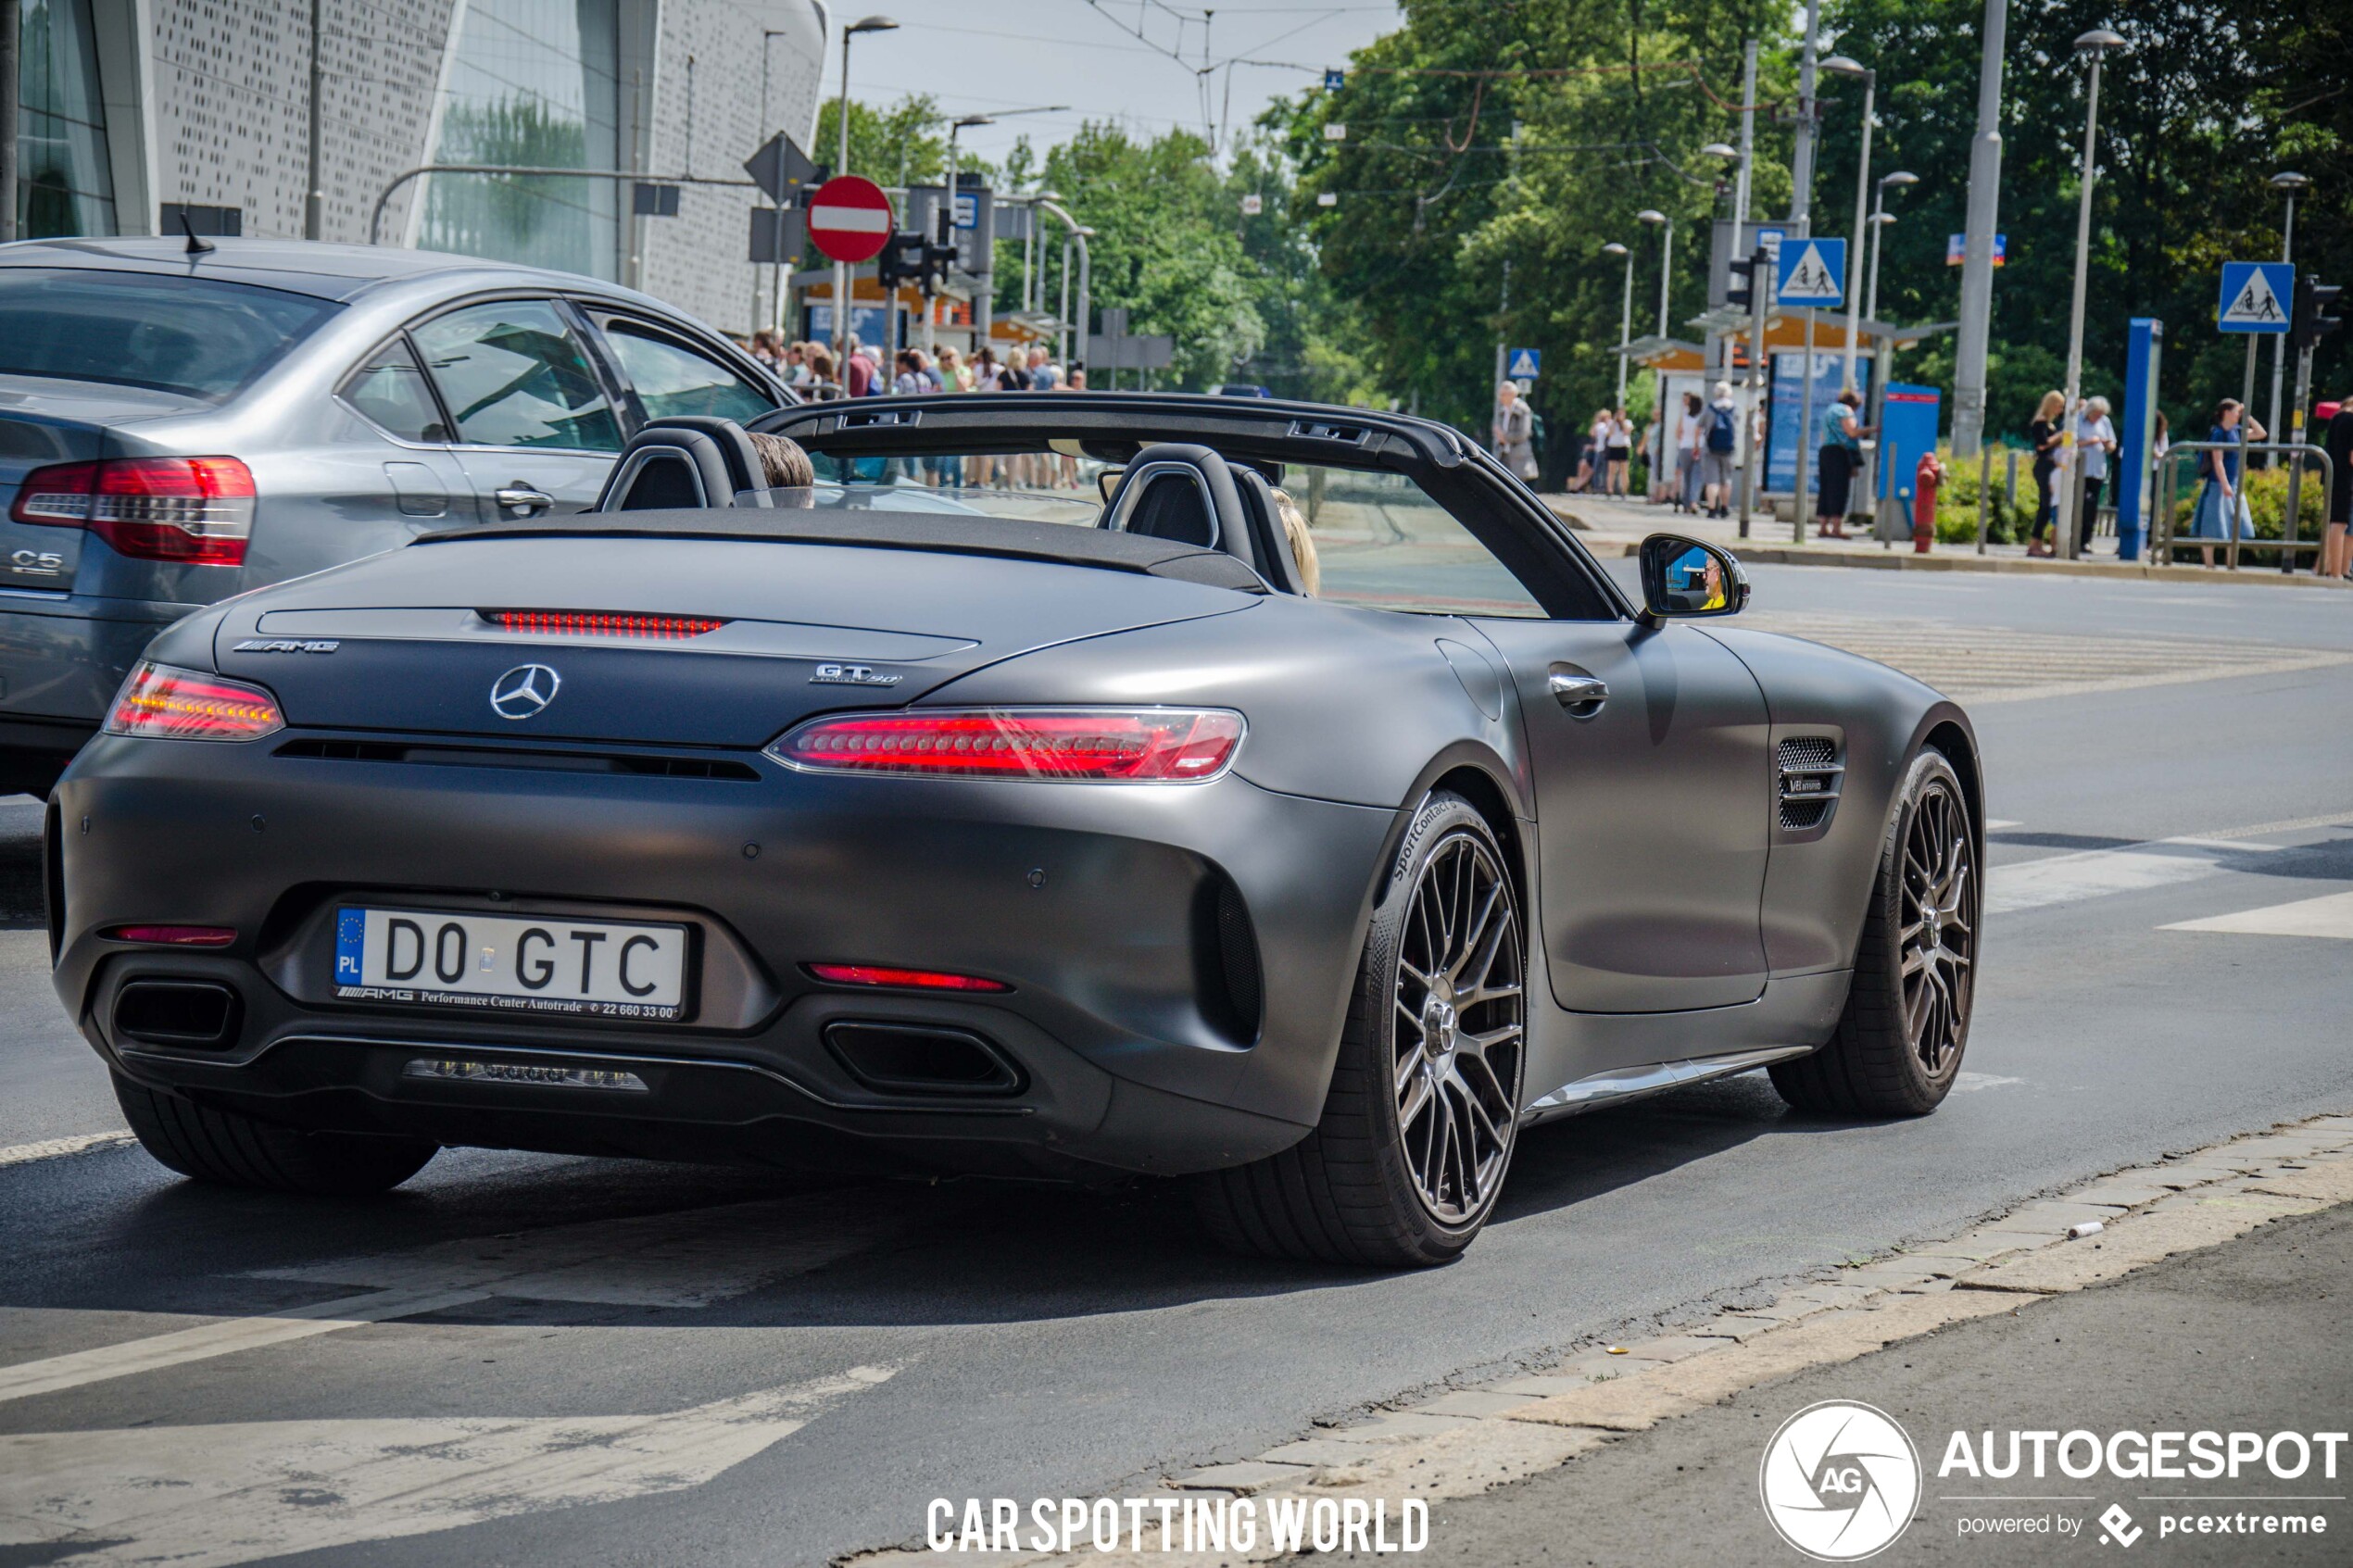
xmin=1637 ymin=534 xmax=1749 ymax=621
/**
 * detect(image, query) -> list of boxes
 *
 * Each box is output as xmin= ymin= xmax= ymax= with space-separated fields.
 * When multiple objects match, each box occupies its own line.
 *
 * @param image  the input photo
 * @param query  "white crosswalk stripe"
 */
xmin=0 ymin=1363 xmax=900 ymax=1568
xmin=2161 ymin=891 xmax=2353 ymax=940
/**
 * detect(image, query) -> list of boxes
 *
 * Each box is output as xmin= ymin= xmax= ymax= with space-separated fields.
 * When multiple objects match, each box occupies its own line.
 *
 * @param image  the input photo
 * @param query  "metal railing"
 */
xmin=2153 ymin=442 xmax=2335 ymax=572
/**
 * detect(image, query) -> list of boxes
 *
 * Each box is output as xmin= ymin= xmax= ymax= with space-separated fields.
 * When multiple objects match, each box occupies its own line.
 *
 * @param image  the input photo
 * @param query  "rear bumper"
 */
xmin=53 ymin=731 xmax=1398 ymax=1177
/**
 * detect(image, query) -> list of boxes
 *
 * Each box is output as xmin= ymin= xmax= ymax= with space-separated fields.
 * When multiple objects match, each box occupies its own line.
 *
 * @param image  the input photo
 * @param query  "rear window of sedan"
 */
xmin=0 ymin=268 xmax=338 ymax=401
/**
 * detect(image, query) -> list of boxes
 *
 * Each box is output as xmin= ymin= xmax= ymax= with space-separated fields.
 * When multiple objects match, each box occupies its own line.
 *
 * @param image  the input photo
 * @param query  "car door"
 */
xmin=331 ymin=332 xmax=479 ymax=536
xmin=1472 ymin=615 xmax=1773 ymax=1016
xmin=410 ymin=297 xmax=625 ymax=521
xmin=581 ymin=308 xmax=781 ymax=429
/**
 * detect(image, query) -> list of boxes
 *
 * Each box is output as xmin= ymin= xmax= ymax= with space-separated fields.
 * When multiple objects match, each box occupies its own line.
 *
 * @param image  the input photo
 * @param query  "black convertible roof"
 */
xmin=416 ymin=505 xmax=1270 ymax=593
xmin=756 ymin=392 xmax=1475 ymax=470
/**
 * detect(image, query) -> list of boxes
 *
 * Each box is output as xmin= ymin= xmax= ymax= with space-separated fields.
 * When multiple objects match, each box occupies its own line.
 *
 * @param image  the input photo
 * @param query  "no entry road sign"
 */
xmin=2217 ymin=261 xmax=2293 ymax=334
xmin=807 ymin=176 xmax=893 ymax=263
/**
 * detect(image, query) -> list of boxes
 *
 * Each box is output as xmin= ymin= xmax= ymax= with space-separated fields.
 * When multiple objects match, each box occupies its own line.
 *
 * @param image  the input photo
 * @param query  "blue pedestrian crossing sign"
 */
xmin=1776 ymin=238 xmax=1846 ymax=306
xmin=1506 ymin=347 xmax=1541 ymax=380
xmin=2218 ymin=262 xmax=2293 ymax=333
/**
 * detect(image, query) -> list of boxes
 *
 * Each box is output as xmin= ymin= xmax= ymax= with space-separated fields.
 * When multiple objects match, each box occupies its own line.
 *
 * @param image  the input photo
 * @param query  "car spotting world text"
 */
xmin=926 ymin=1497 xmax=1429 ymax=1555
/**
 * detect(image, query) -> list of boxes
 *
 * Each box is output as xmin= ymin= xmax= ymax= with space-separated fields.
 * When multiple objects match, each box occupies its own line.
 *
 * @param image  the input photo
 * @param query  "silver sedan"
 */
xmin=0 ymin=237 xmax=793 ymax=797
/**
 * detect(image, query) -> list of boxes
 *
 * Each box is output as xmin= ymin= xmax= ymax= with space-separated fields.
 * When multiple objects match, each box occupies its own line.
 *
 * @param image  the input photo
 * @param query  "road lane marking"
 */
xmin=2161 ymin=890 xmax=2353 ymax=941
xmin=0 ymin=1288 xmax=493 ymax=1406
xmin=0 ymin=1131 xmax=134 ymax=1169
xmin=0 ymin=1187 xmax=962 ymax=1406
xmin=1951 ymin=1073 xmax=2024 ymax=1093
xmin=1986 ymin=838 xmax=2270 ymax=916
xmin=0 ymin=1362 xmax=900 ymax=1568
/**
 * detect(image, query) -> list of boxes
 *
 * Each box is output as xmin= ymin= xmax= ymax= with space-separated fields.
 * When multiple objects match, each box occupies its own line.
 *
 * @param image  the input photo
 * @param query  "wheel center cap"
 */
xmin=1423 ymin=997 xmax=1460 ymax=1073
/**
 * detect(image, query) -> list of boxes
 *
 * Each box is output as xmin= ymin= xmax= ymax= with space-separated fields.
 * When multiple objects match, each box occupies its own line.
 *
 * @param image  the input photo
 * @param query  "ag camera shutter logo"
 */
xmin=1759 ymin=1400 xmax=1921 ymax=1561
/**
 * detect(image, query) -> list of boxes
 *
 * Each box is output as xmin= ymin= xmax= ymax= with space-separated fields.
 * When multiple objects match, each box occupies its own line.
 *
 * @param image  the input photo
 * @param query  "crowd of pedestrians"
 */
xmin=747 ymin=329 xmax=1084 ymax=406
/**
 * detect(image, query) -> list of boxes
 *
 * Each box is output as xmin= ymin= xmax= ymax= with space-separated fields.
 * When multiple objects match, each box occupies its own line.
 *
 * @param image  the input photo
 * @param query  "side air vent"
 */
xmin=1777 ymin=736 xmax=1843 ymax=835
xmin=1193 ymin=868 xmax=1265 ymax=1047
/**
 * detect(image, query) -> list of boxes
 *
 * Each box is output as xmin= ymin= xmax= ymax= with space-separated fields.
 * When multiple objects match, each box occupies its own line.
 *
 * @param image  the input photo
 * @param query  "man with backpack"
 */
xmin=1700 ymin=381 xmax=1740 ymax=519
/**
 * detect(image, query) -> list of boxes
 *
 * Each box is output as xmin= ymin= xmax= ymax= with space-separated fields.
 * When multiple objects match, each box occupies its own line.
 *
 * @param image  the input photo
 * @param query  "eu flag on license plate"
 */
xmin=334 ymin=908 xmax=365 ymax=982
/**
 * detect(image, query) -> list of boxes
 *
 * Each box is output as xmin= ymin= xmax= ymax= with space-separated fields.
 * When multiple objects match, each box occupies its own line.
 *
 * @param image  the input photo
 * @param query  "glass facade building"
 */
xmin=419 ymin=0 xmax=624 ymax=279
xmin=14 ymin=0 xmax=117 ymax=237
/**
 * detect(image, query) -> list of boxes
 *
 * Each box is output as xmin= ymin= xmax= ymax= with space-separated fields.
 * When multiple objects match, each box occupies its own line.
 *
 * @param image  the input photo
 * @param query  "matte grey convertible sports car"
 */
xmin=48 ymin=395 xmax=1982 ymax=1266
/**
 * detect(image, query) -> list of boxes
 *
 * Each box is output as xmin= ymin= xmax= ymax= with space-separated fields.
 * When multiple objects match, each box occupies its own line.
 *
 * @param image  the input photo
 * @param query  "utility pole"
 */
xmin=304 ymin=0 xmax=325 ymax=240
xmin=0 ymin=0 xmax=19 ymax=245
xmin=1494 ymin=258 xmax=1510 ymax=393
xmin=1724 ymin=38 xmax=1757 ymax=382
xmin=1953 ymin=0 xmax=2007 ymax=458
xmin=2265 ymin=172 xmax=2309 ymax=467
xmin=2055 ymin=30 xmax=2123 ymax=562
xmin=1789 ymin=0 xmax=1823 ymax=225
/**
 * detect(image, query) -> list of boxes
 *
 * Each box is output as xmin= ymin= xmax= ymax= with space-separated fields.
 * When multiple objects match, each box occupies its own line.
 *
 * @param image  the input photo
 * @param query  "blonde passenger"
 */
xmin=1269 ymin=486 xmax=1320 ymax=596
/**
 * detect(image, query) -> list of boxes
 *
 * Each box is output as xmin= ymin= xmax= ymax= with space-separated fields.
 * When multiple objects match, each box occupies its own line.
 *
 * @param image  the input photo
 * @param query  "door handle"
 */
xmin=1549 ymin=672 xmax=1609 ymax=716
xmin=495 ymin=484 xmax=555 ymax=515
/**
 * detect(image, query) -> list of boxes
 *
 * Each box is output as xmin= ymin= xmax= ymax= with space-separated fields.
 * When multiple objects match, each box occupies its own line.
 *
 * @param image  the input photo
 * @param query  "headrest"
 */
xmin=590 ymin=418 xmax=771 ymax=511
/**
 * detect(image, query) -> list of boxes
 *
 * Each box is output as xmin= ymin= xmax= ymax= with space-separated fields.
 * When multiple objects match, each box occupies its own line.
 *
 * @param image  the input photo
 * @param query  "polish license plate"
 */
xmin=333 ymin=907 xmax=689 ymax=1021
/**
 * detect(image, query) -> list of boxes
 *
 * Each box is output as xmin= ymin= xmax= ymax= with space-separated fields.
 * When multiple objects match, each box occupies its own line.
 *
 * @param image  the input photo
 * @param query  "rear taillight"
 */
xmin=487 ymin=609 xmax=728 ymax=639
xmin=768 ymin=708 xmax=1245 ymax=783
xmin=10 ymin=456 xmax=255 ymax=565
xmin=806 ymin=963 xmax=1012 ymax=992
xmin=101 ymin=924 xmax=238 ymax=947
xmin=104 ymin=661 xmax=283 ymax=741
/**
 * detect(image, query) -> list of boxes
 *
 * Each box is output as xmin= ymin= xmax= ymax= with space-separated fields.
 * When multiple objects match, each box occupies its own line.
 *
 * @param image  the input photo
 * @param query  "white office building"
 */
xmin=12 ymin=0 xmax=828 ymax=332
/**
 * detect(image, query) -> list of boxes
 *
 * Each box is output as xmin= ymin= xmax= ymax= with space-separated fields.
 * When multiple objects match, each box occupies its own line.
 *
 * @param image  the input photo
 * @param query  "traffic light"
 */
xmin=875 ymin=231 xmax=925 ymax=288
xmin=2293 ymin=274 xmax=2344 ymax=350
xmin=921 ymin=241 xmax=959 ymax=294
xmin=1727 ymin=246 xmax=1766 ymax=311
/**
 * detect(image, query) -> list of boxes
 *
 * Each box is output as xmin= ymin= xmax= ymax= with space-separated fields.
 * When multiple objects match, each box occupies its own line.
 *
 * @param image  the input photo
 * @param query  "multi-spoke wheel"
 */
xmin=1771 ymin=747 xmax=1978 ymax=1117
xmin=1192 ymin=791 xmax=1527 ymax=1266
xmin=1392 ymin=830 xmax=1524 ymax=1224
xmin=1897 ymin=774 xmax=1974 ymax=1078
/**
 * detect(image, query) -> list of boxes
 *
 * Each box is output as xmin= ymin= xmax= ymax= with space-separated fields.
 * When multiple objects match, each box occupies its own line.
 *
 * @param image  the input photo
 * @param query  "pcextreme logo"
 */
xmin=1760 ymin=1400 xmax=1923 ymax=1561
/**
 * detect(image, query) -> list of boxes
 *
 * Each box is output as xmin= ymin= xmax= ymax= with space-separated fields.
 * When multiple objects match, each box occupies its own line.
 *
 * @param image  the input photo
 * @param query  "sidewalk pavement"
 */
xmin=1337 ymin=1195 xmax=2353 ymax=1566
xmin=1543 ymin=491 xmax=2352 ymax=591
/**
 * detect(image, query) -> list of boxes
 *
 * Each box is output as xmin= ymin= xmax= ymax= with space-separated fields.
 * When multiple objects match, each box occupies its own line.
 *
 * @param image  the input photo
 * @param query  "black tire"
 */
xmin=1192 ymin=792 xmax=1526 ymax=1267
xmin=113 ymin=1073 xmax=438 ymax=1196
xmin=1771 ymin=746 xmax=1977 ymax=1117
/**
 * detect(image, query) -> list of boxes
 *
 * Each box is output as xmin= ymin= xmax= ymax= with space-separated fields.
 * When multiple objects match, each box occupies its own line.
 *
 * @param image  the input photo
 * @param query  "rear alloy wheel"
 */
xmin=1192 ymin=792 xmax=1526 ymax=1266
xmin=1770 ymin=747 xmax=1976 ymax=1116
xmin=114 ymin=1073 xmax=438 ymax=1197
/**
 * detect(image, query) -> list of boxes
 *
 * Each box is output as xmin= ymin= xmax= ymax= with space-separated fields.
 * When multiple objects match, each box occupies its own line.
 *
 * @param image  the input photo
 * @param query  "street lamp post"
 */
xmin=1603 ymin=241 xmax=1633 ymax=408
xmin=831 ymin=15 xmax=899 ymax=359
xmin=1820 ymin=55 xmax=1875 ymax=395
xmin=1793 ymin=61 xmax=1872 ymax=545
xmin=2265 ymin=170 xmax=2309 ymax=465
xmin=1859 ymin=172 xmax=1915 ymax=521
xmin=928 ymin=113 xmax=994 ymax=358
xmin=1639 ymin=209 xmax=1671 ymax=338
xmin=2055 ymin=27 xmax=2125 ymax=562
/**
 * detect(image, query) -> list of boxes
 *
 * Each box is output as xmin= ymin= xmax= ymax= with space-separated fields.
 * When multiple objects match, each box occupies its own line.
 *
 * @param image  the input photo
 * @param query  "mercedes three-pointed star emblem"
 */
xmin=489 ymin=663 xmax=561 ymax=720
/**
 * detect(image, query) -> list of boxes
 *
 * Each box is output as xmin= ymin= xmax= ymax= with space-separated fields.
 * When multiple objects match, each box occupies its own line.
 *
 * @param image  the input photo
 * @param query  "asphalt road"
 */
xmin=2 ymin=561 xmax=2349 ymax=1568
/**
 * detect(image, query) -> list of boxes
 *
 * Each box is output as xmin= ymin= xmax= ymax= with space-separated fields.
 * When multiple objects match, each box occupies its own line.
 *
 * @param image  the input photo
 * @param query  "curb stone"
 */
xmin=841 ymin=1113 xmax=2353 ymax=1568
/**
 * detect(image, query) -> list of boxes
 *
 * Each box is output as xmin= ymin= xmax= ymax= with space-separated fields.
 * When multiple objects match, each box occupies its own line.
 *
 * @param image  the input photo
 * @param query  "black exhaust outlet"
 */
xmin=113 ymin=980 xmax=243 ymax=1050
xmin=824 ymin=1022 xmax=1024 ymax=1097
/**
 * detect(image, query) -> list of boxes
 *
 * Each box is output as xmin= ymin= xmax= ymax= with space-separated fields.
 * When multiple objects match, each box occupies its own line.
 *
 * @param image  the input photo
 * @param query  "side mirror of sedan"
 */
xmin=1638 ymin=534 xmax=1750 ymax=622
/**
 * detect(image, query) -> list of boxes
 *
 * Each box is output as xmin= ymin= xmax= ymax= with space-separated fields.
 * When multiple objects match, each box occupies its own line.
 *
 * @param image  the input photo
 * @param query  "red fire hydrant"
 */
xmin=1911 ymin=450 xmax=1946 ymax=554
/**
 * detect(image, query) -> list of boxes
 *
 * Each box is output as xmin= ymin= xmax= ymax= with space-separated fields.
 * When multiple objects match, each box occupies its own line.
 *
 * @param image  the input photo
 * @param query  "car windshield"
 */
xmin=0 ymin=268 xmax=339 ymax=400
xmin=755 ymin=443 xmax=1547 ymax=616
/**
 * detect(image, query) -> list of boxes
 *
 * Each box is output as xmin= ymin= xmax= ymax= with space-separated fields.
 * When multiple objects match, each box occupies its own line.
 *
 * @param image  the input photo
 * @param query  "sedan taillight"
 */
xmin=11 ymin=456 xmax=256 ymax=566
xmin=104 ymin=662 xmax=284 ymax=741
xmin=768 ymin=708 xmax=1245 ymax=783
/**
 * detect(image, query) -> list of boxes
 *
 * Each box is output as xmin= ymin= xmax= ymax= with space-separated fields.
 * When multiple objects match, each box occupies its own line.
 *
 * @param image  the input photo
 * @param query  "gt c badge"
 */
xmin=233 ymin=638 xmax=340 ymax=654
xmin=811 ymin=663 xmax=902 ymax=688
xmin=490 ymin=663 xmax=562 ymax=719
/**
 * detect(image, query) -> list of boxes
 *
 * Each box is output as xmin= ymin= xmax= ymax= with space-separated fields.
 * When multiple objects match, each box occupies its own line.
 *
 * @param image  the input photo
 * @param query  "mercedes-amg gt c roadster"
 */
xmin=48 ymin=395 xmax=1982 ymax=1265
